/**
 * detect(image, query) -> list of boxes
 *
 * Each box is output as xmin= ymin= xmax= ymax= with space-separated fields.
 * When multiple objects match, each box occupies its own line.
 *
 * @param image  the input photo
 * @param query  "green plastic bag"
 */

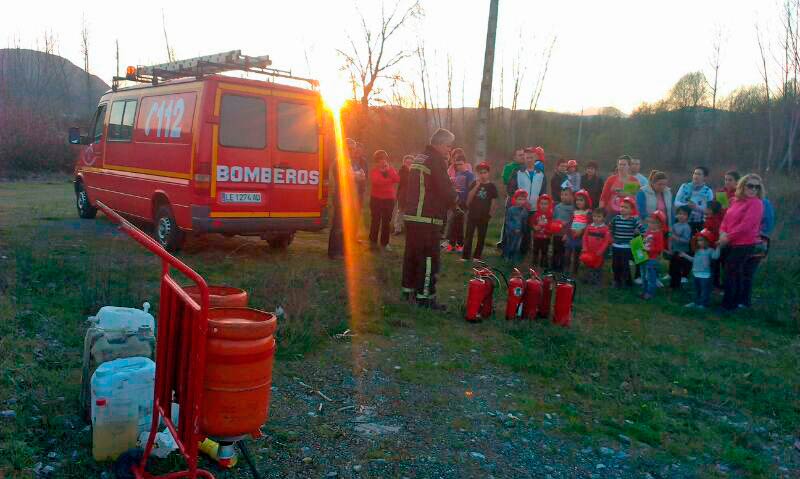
xmin=630 ymin=235 xmax=649 ymax=264
xmin=715 ymin=191 xmax=729 ymax=209
xmin=622 ymin=182 xmax=640 ymax=196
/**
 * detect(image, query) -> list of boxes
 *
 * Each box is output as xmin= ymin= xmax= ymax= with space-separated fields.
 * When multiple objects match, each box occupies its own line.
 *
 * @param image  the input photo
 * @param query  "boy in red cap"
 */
xmin=641 ymin=211 xmax=666 ymax=299
xmin=610 ymin=196 xmax=646 ymax=287
xmin=531 ymin=194 xmax=554 ymax=268
xmin=463 ymin=162 xmax=498 ymax=261
xmin=503 ymin=189 xmax=530 ymax=261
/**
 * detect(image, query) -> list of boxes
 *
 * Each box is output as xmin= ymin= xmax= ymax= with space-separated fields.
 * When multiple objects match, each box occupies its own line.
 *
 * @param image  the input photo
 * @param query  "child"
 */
xmin=552 ymin=188 xmax=575 ymax=272
xmin=503 ymin=189 xmax=529 ymax=261
xmin=641 ymin=211 xmax=666 ymax=299
xmin=368 ymin=150 xmax=400 ymax=251
xmin=463 ymin=162 xmax=498 ymax=261
xmin=568 ymin=190 xmax=592 ymax=275
xmin=566 ymin=159 xmax=582 ymax=192
xmin=681 ymin=231 xmax=721 ymax=308
xmin=610 ymin=197 xmax=645 ymax=287
xmin=446 ymin=152 xmax=475 ymax=252
xmin=582 ymin=208 xmax=611 ymax=285
xmin=531 ymin=194 xmax=554 ymax=268
xmin=669 ymin=206 xmax=693 ymax=289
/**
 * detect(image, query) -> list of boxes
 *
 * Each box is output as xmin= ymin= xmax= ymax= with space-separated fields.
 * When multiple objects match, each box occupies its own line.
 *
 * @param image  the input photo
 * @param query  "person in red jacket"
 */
xmin=582 ymin=208 xmax=612 ymax=285
xmin=369 ymin=150 xmax=400 ymax=250
xmin=641 ymin=211 xmax=666 ymax=299
xmin=531 ymin=194 xmax=554 ymax=268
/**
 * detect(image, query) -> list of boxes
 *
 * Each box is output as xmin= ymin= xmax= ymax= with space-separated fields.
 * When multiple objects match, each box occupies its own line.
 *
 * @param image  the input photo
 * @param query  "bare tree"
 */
xmin=509 ymin=33 xmax=526 ymax=148
xmin=525 ymin=35 xmax=557 ymax=141
xmin=416 ymin=40 xmax=430 ymax=133
xmin=337 ymin=0 xmax=422 ymax=138
xmin=708 ymin=26 xmax=724 ymax=109
xmin=80 ymin=13 xmax=92 ymax=109
xmin=446 ymin=54 xmax=453 ymax=130
xmin=475 ymin=0 xmax=500 ymax=164
xmin=756 ymin=24 xmax=774 ymax=172
xmin=778 ymin=0 xmax=800 ymax=172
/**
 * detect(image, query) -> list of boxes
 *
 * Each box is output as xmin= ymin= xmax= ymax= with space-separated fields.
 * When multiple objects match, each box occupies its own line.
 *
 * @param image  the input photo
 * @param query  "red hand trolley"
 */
xmin=96 ymin=201 xmax=216 ymax=479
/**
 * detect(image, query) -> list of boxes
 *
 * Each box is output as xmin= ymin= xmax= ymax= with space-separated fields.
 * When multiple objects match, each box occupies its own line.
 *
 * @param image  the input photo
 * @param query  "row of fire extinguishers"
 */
xmin=465 ymin=264 xmax=576 ymax=327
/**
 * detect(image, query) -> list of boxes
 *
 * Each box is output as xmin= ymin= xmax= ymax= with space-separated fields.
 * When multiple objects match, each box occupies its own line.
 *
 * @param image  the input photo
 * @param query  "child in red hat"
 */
xmin=610 ymin=196 xmax=646 ymax=287
xmin=641 ymin=211 xmax=666 ymax=299
xmin=567 ymin=189 xmax=592 ymax=274
xmin=530 ymin=194 xmax=554 ymax=268
xmin=582 ymin=208 xmax=612 ymax=285
xmin=566 ymin=159 xmax=581 ymax=192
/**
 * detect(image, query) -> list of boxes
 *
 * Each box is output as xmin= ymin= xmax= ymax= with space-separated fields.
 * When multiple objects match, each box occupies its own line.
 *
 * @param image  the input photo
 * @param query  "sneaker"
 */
xmin=456 ymin=245 xmax=464 ymax=253
xmin=401 ymin=291 xmax=415 ymax=302
xmin=446 ymin=244 xmax=454 ymax=253
xmin=661 ymin=274 xmax=670 ymax=281
xmin=681 ymin=277 xmax=688 ymax=284
xmin=696 ymin=305 xmax=706 ymax=309
xmin=656 ymin=280 xmax=664 ymax=288
xmin=641 ymin=293 xmax=653 ymax=300
xmin=417 ymin=298 xmax=447 ymax=311
xmin=384 ymin=245 xmax=393 ymax=252
xmin=684 ymin=302 xmax=696 ymax=308
xmin=634 ymin=277 xmax=643 ymax=285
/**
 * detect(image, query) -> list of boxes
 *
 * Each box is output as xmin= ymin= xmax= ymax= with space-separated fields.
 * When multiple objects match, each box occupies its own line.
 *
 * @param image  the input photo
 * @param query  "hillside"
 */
xmin=0 ymin=48 xmax=109 ymax=119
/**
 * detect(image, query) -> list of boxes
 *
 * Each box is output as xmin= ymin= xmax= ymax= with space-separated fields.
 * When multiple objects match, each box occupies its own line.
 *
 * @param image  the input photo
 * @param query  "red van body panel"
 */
xmin=74 ymin=75 xmax=328 ymax=238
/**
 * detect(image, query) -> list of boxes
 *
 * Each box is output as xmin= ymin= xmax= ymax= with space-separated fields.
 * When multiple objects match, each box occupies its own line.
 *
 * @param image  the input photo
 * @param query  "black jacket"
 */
xmin=402 ymin=145 xmax=456 ymax=226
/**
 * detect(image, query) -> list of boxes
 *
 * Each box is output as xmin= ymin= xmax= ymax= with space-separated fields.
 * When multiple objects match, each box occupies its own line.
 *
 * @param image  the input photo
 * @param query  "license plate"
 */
xmin=220 ymin=192 xmax=262 ymax=204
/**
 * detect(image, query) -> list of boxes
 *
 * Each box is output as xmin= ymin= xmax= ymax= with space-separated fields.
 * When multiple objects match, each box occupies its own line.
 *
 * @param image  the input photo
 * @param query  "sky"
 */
xmin=1 ymin=0 xmax=784 ymax=114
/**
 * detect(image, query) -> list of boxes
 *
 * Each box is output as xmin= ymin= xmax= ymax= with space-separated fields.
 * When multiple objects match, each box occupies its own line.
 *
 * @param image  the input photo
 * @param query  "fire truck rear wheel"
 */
xmin=267 ymin=233 xmax=294 ymax=249
xmin=154 ymin=204 xmax=185 ymax=251
xmin=75 ymin=181 xmax=97 ymax=219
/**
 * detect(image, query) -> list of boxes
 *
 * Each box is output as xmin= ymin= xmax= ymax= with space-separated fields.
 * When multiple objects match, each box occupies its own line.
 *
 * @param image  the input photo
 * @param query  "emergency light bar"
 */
xmin=112 ymin=50 xmax=319 ymax=90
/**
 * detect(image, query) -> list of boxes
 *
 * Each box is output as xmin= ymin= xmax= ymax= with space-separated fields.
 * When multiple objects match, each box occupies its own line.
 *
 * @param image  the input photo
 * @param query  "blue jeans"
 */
xmin=694 ymin=277 xmax=712 ymax=307
xmin=642 ymin=259 xmax=659 ymax=297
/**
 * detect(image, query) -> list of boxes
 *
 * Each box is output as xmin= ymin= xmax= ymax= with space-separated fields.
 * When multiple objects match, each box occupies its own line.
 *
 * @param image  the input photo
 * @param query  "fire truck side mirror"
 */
xmin=68 ymin=127 xmax=88 ymax=145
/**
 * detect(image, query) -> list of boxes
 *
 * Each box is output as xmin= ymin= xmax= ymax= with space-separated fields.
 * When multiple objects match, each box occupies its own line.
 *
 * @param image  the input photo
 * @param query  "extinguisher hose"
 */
xmin=473 ymin=260 xmax=509 ymax=288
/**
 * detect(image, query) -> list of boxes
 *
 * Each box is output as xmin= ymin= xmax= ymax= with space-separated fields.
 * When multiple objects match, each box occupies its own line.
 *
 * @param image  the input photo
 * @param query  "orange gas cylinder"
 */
xmin=184 ymin=285 xmax=249 ymax=308
xmin=202 ymin=307 xmax=277 ymax=438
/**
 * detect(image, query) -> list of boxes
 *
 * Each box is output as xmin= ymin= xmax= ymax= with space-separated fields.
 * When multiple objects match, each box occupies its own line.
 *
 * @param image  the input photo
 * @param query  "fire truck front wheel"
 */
xmin=75 ymin=181 xmax=97 ymax=219
xmin=154 ymin=204 xmax=185 ymax=251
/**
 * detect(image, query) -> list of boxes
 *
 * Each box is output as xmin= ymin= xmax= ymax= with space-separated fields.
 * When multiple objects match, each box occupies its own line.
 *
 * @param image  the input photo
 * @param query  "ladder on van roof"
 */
xmin=113 ymin=50 xmax=319 ymax=90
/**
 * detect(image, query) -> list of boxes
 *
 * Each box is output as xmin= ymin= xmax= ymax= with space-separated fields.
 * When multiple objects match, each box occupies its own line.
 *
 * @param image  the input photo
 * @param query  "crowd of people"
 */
xmin=328 ymin=129 xmax=776 ymax=313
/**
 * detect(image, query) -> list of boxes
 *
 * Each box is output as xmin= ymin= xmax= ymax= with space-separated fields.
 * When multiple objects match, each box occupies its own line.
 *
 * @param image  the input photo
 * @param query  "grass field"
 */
xmin=0 ymin=178 xmax=798 ymax=478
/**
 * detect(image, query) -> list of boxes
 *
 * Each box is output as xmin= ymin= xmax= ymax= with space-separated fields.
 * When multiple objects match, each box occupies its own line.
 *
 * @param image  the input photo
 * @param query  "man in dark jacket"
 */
xmin=402 ymin=128 xmax=457 ymax=309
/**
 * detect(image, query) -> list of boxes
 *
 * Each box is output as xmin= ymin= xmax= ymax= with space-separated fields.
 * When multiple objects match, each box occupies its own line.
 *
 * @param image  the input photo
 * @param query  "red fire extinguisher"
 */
xmin=523 ymin=269 xmax=543 ymax=320
xmin=538 ymin=273 xmax=554 ymax=319
xmin=553 ymin=276 xmax=576 ymax=327
xmin=465 ymin=268 xmax=497 ymax=321
xmin=505 ymin=269 xmax=526 ymax=320
xmin=465 ymin=270 xmax=489 ymax=322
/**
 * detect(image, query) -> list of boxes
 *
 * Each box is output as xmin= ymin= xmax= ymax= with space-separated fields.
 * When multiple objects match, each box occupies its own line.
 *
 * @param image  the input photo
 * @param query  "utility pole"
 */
xmin=576 ymin=107 xmax=584 ymax=155
xmin=475 ymin=0 xmax=499 ymax=165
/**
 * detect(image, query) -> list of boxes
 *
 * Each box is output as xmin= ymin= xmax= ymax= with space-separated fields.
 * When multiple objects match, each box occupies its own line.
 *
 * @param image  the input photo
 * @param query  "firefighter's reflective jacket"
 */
xmin=402 ymin=145 xmax=457 ymax=226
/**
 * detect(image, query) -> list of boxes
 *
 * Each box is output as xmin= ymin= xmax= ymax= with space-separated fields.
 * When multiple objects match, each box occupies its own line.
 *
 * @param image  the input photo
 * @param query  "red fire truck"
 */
xmin=70 ymin=51 xmax=331 ymax=250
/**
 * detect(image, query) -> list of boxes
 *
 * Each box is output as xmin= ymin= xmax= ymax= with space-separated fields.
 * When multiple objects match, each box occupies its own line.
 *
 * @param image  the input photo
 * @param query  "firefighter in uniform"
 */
xmin=401 ymin=128 xmax=457 ymax=309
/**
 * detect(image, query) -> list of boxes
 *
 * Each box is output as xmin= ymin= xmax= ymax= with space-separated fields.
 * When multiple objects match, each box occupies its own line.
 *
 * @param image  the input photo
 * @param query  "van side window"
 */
xmin=91 ymin=104 xmax=107 ymax=144
xmin=278 ymin=102 xmax=318 ymax=153
xmin=220 ymin=95 xmax=266 ymax=149
xmin=108 ymin=100 xmax=137 ymax=141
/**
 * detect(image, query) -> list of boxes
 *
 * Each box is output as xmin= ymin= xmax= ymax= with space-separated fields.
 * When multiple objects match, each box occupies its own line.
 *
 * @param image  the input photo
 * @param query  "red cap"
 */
xmin=620 ymin=196 xmax=638 ymax=216
xmin=574 ymin=189 xmax=593 ymax=209
xmin=512 ymin=188 xmax=529 ymax=203
xmin=476 ymin=161 xmax=490 ymax=172
xmin=567 ymin=159 xmax=578 ymax=168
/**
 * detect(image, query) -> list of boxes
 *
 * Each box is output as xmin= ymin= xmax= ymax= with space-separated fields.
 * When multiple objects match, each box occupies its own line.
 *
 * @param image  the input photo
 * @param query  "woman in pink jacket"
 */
xmin=718 ymin=174 xmax=765 ymax=311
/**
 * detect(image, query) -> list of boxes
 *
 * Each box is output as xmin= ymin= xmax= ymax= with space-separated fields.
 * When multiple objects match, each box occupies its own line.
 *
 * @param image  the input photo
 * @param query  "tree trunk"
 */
xmin=475 ymin=0 xmax=499 ymax=165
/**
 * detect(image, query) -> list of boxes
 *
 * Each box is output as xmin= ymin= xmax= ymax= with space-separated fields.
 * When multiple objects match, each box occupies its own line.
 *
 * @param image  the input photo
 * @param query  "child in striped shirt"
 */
xmin=610 ymin=197 xmax=645 ymax=288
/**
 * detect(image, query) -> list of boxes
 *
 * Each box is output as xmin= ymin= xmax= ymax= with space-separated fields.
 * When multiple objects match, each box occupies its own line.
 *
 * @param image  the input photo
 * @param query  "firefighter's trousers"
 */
xmin=402 ymin=222 xmax=441 ymax=300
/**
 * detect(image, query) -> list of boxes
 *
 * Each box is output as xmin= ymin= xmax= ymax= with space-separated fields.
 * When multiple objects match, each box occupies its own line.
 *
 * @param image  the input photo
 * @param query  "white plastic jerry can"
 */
xmin=91 ymin=357 xmax=156 ymax=461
